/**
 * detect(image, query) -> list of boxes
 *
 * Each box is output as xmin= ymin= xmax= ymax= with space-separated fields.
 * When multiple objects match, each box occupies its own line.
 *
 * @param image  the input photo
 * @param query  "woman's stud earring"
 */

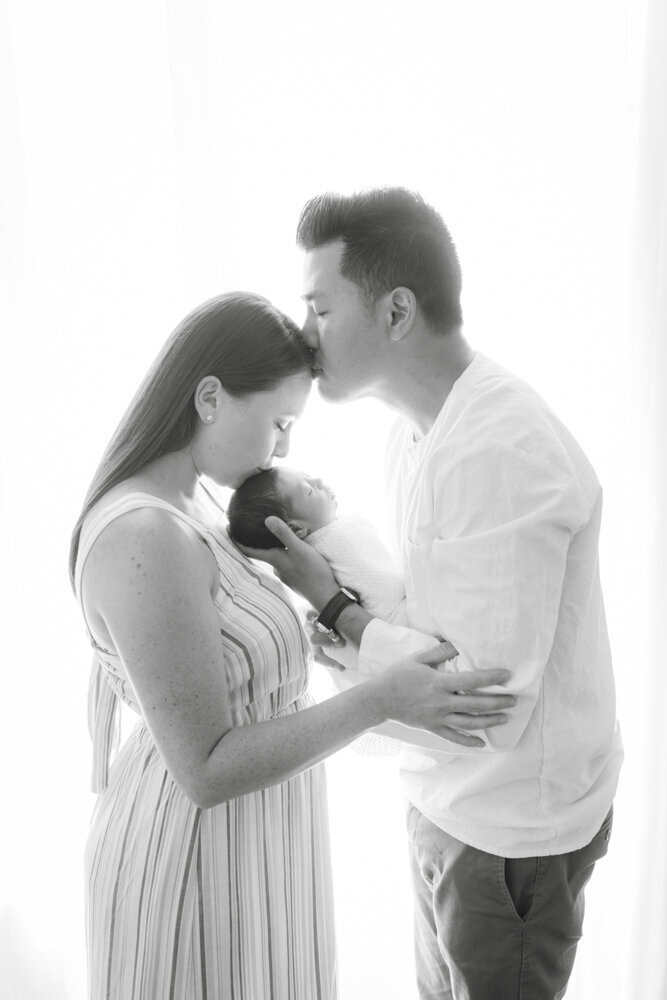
xmin=206 ymin=415 xmax=213 ymax=423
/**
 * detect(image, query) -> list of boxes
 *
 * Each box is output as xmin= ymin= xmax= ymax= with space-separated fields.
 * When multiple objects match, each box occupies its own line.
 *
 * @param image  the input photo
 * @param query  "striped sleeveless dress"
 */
xmin=75 ymin=493 xmax=338 ymax=1000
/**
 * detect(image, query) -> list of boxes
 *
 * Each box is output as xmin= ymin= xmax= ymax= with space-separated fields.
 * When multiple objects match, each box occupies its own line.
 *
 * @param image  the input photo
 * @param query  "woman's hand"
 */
xmin=236 ymin=515 xmax=340 ymax=610
xmin=370 ymin=661 xmax=516 ymax=748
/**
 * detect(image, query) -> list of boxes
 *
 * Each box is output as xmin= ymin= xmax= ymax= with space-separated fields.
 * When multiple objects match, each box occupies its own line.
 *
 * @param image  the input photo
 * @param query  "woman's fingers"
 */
xmin=435 ymin=728 xmax=486 ymax=748
xmin=445 ymin=713 xmax=509 ymax=730
xmin=441 ymin=667 xmax=512 ymax=689
xmin=453 ymin=693 xmax=517 ymax=713
xmin=416 ymin=640 xmax=459 ymax=664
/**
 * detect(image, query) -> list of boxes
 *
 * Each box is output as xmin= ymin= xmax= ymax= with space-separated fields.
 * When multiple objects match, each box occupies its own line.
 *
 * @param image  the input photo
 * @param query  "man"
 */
xmin=253 ymin=188 xmax=623 ymax=999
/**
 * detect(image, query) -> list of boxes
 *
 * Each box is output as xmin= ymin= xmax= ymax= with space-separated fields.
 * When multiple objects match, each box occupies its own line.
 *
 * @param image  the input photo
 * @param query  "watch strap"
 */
xmin=315 ymin=587 xmax=360 ymax=631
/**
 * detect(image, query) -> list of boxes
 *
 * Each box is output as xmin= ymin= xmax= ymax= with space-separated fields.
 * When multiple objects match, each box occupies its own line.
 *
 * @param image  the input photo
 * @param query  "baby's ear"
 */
xmin=287 ymin=520 xmax=309 ymax=540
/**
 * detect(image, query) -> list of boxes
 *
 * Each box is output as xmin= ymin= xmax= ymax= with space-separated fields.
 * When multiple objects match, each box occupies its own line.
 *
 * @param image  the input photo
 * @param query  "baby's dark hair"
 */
xmin=227 ymin=469 xmax=291 ymax=548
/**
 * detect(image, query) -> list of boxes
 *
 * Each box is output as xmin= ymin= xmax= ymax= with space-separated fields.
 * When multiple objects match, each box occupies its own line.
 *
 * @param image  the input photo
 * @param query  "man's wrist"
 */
xmin=333 ymin=602 xmax=372 ymax=650
xmin=310 ymin=583 xmax=341 ymax=613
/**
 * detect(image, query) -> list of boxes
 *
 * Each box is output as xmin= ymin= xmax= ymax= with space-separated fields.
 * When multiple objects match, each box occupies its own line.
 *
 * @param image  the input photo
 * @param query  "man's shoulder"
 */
xmin=459 ymin=353 xmax=550 ymax=413
xmin=446 ymin=355 xmax=581 ymax=449
xmin=431 ymin=355 xmax=600 ymax=497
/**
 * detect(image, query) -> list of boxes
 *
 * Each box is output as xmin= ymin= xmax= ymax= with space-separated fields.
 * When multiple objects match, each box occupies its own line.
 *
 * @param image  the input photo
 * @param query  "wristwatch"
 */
xmin=312 ymin=587 xmax=360 ymax=643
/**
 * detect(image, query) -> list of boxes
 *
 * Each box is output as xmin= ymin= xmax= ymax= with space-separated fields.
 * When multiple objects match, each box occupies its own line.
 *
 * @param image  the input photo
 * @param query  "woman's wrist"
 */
xmin=361 ymin=671 xmax=394 ymax=727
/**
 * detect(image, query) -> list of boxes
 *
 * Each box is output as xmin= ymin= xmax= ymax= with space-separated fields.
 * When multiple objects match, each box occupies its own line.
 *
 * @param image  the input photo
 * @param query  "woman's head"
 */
xmin=69 ymin=292 xmax=313 ymax=583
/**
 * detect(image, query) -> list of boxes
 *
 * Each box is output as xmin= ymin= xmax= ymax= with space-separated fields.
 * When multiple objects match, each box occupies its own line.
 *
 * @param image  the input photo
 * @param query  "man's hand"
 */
xmin=235 ymin=516 xmax=339 ymax=610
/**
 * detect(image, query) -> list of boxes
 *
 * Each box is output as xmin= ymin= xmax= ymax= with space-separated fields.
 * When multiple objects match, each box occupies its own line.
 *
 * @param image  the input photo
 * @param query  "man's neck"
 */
xmin=376 ymin=331 xmax=475 ymax=436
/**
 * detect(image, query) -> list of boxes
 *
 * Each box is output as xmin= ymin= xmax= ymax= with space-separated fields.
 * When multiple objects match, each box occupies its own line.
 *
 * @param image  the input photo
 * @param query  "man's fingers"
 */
xmin=264 ymin=516 xmax=294 ymax=547
xmin=235 ymin=541 xmax=281 ymax=565
xmin=312 ymin=647 xmax=344 ymax=669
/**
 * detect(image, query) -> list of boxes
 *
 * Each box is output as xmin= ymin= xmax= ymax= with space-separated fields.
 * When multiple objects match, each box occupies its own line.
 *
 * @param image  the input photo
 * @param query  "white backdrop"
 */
xmin=1 ymin=1 xmax=664 ymax=997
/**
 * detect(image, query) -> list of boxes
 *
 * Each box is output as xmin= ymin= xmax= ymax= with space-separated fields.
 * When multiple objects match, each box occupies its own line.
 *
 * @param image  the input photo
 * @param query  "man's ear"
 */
xmin=287 ymin=520 xmax=309 ymax=540
xmin=387 ymin=287 xmax=416 ymax=342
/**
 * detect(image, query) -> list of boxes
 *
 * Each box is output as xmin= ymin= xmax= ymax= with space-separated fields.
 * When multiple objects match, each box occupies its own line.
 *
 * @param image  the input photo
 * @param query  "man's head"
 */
xmin=297 ymin=187 xmax=463 ymax=403
xmin=228 ymin=467 xmax=337 ymax=548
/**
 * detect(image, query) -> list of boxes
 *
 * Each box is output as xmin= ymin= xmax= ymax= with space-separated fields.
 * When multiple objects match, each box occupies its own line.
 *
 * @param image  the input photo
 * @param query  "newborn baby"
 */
xmin=228 ymin=466 xmax=412 ymax=664
xmin=229 ymin=467 xmax=449 ymax=754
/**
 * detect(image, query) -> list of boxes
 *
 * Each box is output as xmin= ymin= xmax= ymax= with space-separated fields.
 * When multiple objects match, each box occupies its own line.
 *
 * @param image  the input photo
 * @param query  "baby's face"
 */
xmin=274 ymin=468 xmax=338 ymax=534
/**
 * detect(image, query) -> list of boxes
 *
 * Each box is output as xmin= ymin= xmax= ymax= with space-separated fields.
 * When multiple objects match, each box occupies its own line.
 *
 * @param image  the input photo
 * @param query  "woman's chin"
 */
xmin=233 ymin=467 xmax=268 ymax=488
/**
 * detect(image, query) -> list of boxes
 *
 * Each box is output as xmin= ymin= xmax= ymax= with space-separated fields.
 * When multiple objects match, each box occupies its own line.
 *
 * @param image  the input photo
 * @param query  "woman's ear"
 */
xmin=194 ymin=376 xmax=224 ymax=424
xmin=388 ymin=287 xmax=417 ymax=342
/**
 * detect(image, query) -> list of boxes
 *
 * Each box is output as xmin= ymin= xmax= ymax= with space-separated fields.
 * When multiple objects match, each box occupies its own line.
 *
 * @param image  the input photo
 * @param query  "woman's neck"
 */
xmin=127 ymin=448 xmax=206 ymax=516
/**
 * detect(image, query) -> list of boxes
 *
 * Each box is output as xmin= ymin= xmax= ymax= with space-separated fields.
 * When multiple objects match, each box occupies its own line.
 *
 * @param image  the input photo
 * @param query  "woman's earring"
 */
xmin=206 ymin=415 xmax=213 ymax=423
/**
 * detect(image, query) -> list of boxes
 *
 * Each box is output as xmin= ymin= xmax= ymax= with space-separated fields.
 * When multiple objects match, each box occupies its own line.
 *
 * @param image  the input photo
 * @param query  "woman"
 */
xmin=70 ymin=291 xmax=514 ymax=999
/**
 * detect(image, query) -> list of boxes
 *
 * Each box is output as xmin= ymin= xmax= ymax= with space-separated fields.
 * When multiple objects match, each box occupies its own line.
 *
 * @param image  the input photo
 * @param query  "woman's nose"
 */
xmin=273 ymin=430 xmax=291 ymax=459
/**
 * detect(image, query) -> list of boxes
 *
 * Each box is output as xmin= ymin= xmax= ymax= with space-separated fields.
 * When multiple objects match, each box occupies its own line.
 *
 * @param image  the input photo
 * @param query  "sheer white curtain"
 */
xmin=626 ymin=0 xmax=667 ymax=994
xmin=0 ymin=1 xmax=663 ymax=997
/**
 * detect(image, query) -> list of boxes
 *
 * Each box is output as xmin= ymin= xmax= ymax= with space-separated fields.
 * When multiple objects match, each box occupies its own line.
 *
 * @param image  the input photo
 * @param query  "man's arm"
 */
xmin=409 ymin=441 xmax=592 ymax=750
xmin=238 ymin=518 xmax=440 ymax=661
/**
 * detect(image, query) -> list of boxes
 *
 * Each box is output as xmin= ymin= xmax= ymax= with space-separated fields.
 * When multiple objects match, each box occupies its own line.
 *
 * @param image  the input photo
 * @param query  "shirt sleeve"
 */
xmin=360 ymin=440 xmax=593 ymax=751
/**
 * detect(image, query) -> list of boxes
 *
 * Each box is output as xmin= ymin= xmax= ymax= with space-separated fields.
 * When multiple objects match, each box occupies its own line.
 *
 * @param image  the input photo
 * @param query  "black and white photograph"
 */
xmin=1 ymin=1 xmax=665 ymax=997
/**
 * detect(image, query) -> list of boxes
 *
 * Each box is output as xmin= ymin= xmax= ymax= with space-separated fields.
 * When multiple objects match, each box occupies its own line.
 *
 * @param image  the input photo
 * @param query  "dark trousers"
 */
xmin=407 ymin=804 xmax=613 ymax=1000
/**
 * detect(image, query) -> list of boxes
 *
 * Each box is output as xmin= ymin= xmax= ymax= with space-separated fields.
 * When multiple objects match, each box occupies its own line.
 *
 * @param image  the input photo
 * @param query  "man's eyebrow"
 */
xmin=301 ymin=290 xmax=326 ymax=303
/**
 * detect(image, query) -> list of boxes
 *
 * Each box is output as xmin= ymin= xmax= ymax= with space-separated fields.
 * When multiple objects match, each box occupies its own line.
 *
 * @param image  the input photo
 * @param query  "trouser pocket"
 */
xmin=503 ymin=855 xmax=540 ymax=921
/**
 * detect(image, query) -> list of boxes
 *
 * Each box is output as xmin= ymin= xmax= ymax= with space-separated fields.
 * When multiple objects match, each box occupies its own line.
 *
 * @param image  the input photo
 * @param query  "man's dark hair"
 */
xmin=227 ymin=469 xmax=291 ymax=549
xmin=296 ymin=187 xmax=463 ymax=333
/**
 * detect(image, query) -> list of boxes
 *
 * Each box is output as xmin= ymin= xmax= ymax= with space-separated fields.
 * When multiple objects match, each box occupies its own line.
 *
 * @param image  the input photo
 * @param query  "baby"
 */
xmin=228 ymin=468 xmax=448 ymax=753
xmin=228 ymin=466 xmax=410 ymax=665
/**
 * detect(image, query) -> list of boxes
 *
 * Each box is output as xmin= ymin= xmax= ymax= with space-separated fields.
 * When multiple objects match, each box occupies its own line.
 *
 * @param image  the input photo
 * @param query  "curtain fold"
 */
xmin=630 ymin=0 xmax=667 ymax=993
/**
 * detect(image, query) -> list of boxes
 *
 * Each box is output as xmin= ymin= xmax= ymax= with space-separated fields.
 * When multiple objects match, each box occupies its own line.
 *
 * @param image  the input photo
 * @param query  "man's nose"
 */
xmin=301 ymin=316 xmax=320 ymax=349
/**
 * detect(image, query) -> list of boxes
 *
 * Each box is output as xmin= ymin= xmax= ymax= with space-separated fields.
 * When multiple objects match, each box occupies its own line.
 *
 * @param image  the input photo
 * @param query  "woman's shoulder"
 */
xmin=81 ymin=484 xmax=217 ymax=587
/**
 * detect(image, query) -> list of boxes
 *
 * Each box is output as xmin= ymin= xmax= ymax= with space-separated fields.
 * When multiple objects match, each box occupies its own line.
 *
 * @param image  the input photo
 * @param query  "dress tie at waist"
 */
xmin=88 ymin=658 xmax=120 ymax=793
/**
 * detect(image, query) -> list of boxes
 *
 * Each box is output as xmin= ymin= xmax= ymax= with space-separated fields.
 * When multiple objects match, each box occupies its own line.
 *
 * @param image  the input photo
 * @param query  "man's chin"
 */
xmin=316 ymin=375 xmax=353 ymax=404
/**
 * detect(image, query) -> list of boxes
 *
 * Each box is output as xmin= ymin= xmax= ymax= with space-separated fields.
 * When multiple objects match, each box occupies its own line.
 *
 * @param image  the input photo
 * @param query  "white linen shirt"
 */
xmin=358 ymin=353 xmax=624 ymax=857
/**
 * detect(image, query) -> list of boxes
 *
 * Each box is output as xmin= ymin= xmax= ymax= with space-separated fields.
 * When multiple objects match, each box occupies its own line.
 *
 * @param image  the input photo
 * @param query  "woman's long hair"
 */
xmin=69 ymin=291 xmax=311 ymax=586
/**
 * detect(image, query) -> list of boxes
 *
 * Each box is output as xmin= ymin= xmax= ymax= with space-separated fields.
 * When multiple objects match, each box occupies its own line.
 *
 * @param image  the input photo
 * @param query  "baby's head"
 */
xmin=228 ymin=467 xmax=338 ymax=548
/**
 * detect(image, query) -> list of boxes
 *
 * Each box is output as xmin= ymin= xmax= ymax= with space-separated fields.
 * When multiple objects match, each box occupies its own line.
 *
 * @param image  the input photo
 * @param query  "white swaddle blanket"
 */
xmin=307 ymin=515 xmax=448 ymax=753
xmin=307 ymin=514 xmax=407 ymax=669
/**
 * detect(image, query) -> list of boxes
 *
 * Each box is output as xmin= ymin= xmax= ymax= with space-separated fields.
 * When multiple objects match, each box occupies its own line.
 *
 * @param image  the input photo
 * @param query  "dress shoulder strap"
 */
xmin=75 ymin=492 xmax=207 ymax=603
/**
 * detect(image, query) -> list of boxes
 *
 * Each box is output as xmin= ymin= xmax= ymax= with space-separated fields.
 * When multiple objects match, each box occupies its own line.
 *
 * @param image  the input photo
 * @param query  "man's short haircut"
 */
xmin=296 ymin=187 xmax=463 ymax=333
xmin=227 ymin=469 xmax=291 ymax=549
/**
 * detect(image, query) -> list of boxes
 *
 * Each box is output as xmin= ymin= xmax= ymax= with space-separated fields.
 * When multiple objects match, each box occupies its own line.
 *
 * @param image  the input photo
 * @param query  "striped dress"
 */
xmin=76 ymin=493 xmax=338 ymax=1000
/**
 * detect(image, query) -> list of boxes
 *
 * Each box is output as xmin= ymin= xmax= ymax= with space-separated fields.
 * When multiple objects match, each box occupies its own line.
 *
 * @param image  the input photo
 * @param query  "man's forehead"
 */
xmin=301 ymin=241 xmax=344 ymax=298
